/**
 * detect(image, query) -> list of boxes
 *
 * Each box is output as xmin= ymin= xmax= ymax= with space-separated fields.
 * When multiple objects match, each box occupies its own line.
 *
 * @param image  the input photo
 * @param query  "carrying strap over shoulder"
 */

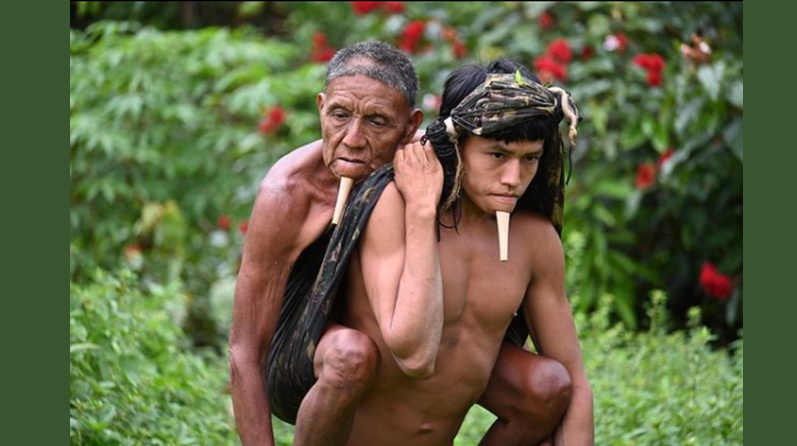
xmin=267 ymin=164 xmax=395 ymax=423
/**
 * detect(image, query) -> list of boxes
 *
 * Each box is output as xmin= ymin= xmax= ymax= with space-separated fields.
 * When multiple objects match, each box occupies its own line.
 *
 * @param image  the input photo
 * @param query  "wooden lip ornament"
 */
xmin=332 ymin=177 xmax=354 ymax=225
xmin=496 ymin=211 xmax=510 ymax=262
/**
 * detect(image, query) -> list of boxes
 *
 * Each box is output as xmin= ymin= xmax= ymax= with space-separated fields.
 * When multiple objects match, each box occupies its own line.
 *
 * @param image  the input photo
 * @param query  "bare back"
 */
xmin=340 ymin=183 xmax=554 ymax=446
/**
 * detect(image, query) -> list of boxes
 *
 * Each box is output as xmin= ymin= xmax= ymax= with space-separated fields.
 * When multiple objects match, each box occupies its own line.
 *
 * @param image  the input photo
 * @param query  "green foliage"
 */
xmin=584 ymin=293 xmax=743 ymax=444
xmin=456 ymin=293 xmax=743 ymax=445
xmin=69 ymin=4 xmax=743 ymax=443
xmin=70 ymin=21 xmax=327 ymax=344
xmin=70 ymin=269 xmax=742 ymax=444
xmin=71 ymin=0 xmax=742 ymax=357
xmin=70 ymin=264 xmax=237 ymax=445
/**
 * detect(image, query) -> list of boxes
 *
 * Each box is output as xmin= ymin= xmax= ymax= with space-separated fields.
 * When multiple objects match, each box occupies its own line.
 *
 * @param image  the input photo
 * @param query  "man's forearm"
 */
xmin=230 ymin=356 xmax=275 ymax=446
xmin=387 ymin=207 xmax=443 ymax=377
xmin=554 ymin=383 xmax=594 ymax=445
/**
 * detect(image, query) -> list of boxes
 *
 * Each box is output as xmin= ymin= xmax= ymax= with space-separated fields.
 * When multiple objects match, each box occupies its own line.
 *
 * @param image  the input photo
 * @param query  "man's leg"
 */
xmin=293 ymin=324 xmax=381 ymax=446
xmin=477 ymin=342 xmax=573 ymax=446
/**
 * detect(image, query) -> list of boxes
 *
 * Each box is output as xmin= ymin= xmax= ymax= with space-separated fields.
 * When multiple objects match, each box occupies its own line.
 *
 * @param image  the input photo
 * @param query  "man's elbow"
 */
xmin=393 ymin=352 xmax=436 ymax=379
xmin=383 ymin=332 xmax=439 ymax=379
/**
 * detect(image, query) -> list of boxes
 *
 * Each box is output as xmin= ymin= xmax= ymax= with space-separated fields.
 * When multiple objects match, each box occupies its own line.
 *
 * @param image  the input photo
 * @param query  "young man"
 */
xmin=230 ymin=41 xmax=573 ymax=445
xmin=338 ymin=60 xmax=594 ymax=445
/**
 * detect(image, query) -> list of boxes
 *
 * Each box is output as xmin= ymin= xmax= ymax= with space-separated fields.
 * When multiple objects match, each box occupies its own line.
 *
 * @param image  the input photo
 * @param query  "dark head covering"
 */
xmin=425 ymin=69 xmax=581 ymax=234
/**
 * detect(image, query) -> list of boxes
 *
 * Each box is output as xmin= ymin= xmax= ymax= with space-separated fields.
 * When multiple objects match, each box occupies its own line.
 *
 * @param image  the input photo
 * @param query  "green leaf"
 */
xmin=71 ymin=343 xmax=101 ymax=354
xmin=674 ymin=97 xmax=704 ymax=136
xmin=697 ymin=63 xmax=725 ymax=101
xmin=727 ymin=80 xmax=743 ymax=109
xmin=722 ymin=117 xmax=743 ymax=162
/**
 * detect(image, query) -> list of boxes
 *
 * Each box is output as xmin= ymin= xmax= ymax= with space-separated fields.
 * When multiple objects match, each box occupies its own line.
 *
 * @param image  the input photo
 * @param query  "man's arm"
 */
xmin=523 ymin=221 xmax=594 ymax=445
xmin=229 ymin=179 xmax=302 ymax=446
xmin=358 ymin=143 xmax=444 ymax=378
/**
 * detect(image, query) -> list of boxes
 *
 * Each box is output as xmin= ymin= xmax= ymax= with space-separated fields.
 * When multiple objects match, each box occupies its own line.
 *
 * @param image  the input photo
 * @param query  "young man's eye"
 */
xmin=491 ymin=152 xmax=506 ymax=159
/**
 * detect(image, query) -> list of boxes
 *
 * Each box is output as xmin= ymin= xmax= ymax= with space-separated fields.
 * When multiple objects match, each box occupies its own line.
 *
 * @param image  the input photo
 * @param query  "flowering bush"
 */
xmin=71 ymin=1 xmax=742 ymax=344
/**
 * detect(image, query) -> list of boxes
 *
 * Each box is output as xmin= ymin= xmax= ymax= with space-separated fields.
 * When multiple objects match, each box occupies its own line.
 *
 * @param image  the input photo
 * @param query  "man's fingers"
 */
xmin=394 ymin=147 xmax=406 ymax=163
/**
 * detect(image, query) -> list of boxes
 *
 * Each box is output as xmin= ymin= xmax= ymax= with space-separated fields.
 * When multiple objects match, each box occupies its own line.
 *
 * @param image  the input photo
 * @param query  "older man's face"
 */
xmin=317 ymin=74 xmax=419 ymax=181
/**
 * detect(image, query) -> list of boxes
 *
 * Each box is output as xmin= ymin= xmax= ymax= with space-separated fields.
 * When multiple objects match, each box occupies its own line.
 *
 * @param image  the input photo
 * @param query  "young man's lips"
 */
xmin=493 ymin=194 xmax=518 ymax=203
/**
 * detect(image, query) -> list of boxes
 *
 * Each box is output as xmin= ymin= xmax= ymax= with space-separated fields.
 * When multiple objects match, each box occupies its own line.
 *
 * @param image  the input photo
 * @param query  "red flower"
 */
xmin=632 ymin=53 xmax=666 ymax=87
xmin=657 ymin=149 xmax=675 ymax=168
xmin=452 ymin=39 xmax=467 ymax=59
xmin=533 ymin=54 xmax=567 ymax=83
xmin=699 ymin=262 xmax=733 ymax=300
xmin=312 ymin=32 xmax=327 ymax=48
xmin=547 ymin=39 xmax=572 ymax=64
xmin=539 ymin=12 xmax=554 ymax=30
xmin=382 ymin=1 xmax=405 ymax=14
xmin=217 ymin=215 xmax=231 ymax=231
xmin=238 ymin=220 xmax=249 ymax=235
xmin=581 ymin=45 xmax=594 ymax=61
xmin=313 ymin=48 xmax=336 ymax=63
xmin=615 ymin=33 xmax=628 ymax=52
xmin=350 ymin=1 xmax=380 ymax=15
xmin=398 ymin=20 xmax=426 ymax=53
xmin=633 ymin=53 xmax=665 ymax=72
xmin=635 ymin=163 xmax=656 ymax=189
xmin=258 ymin=106 xmax=286 ymax=135
xmin=646 ymin=70 xmax=662 ymax=87
xmin=310 ymin=32 xmax=336 ymax=63
xmin=604 ymin=32 xmax=628 ymax=52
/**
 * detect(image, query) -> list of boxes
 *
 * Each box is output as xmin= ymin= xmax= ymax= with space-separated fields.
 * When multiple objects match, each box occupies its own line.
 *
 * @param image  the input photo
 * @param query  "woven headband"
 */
xmin=443 ymin=72 xmax=580 ymax=148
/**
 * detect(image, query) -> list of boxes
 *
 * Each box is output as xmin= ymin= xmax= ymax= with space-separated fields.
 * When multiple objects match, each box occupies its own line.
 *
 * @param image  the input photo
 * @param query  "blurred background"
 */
xmin=70 ymin=2 xmax=743 ymax=445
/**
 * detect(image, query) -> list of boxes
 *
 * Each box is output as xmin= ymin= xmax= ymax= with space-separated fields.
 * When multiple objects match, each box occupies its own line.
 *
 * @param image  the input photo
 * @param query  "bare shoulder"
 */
xmin=246 ymin=141 xmax=326 ymax=260
xmin=512 ymin=211 xmax=564 ymax=261
xmin=261 ymin=140 xmax=323 ymax=194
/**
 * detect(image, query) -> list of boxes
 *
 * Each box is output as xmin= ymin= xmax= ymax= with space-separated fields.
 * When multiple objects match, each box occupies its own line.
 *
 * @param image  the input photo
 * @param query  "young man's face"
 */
xmin=459 ymin=135 xmax=544 ymax=214
xmin=317 ymin=74 xmax=421 ymax=181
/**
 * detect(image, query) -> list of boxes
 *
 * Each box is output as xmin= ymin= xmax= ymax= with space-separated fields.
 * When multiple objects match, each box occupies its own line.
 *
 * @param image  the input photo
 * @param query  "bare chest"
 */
xmin=437 ymin=234 xmax=532 ymax=329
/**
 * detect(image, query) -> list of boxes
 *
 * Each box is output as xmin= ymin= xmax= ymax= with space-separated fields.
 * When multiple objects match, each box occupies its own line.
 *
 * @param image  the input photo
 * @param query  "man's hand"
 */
xmin=393 ymin=141 xmax=443 ymax=212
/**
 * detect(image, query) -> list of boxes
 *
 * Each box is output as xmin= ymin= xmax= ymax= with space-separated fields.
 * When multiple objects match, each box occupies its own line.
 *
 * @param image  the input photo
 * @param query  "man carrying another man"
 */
xmin=229 ymin=40 xmax=586 ymax=446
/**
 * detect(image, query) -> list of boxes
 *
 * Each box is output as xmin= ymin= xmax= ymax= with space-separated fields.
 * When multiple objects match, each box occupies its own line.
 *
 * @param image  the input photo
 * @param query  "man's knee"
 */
xmin=525 ymin=359 xmax=572 ymax=415
xmin=317 ymin=329 xmax=381 ymax=390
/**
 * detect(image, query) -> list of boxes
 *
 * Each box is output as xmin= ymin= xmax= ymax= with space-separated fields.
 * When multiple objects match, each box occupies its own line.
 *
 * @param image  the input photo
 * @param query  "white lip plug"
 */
xmin=496 ymin=211 xmax=510 ymax=262
xmin=332 ymin=177 xmax=354 ymax=225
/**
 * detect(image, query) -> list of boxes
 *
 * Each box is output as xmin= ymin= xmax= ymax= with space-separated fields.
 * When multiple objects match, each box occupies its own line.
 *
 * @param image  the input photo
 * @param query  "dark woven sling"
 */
xmin=266 ymin=164 xmax=395 ymax=424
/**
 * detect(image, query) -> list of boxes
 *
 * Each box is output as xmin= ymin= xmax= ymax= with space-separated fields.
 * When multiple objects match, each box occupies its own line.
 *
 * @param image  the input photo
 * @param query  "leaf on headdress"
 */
xmin=514 ymin=69 xmax=526 ymax=86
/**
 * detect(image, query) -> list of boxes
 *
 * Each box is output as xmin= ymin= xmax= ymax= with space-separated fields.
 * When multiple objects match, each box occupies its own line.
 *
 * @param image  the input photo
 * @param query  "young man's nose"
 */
xmin=500 ymin=159 xmax=522 ymax=188
xmin=342 ymin=119 xmax=367 ymax=149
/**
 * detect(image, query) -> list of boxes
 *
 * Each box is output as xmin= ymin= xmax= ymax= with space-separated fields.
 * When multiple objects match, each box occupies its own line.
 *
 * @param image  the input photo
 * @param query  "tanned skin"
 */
xmin=340 ymin=137 xmax=593 ymax=446
xmin=229 ymin=74 xmax=422 ymax=446
xmin=230 ymin=72 xmax=579 ymax=446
